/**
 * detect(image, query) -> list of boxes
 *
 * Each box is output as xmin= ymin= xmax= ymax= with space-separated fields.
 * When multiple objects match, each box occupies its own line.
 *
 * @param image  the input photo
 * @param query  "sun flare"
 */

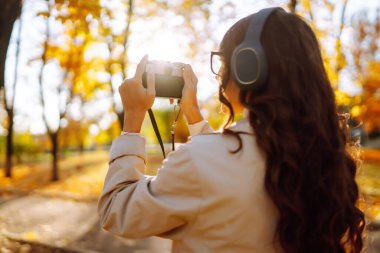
xmin=138 ymin=32 xmax=188 ymax=64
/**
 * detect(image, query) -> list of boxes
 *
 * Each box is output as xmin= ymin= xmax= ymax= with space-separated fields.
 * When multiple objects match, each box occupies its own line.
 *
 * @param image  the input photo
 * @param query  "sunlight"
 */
xmin=127 ymin=30 xmax=191 ymax=107
xmin=131 ymin=31 xmax=188 ymax=65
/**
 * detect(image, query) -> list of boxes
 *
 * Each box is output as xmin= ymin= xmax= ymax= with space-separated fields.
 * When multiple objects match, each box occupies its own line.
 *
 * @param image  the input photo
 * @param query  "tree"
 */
xmin=0 ymin=0 xmax=22 ymax=177
xmin=100 ymin=0 xmax=134 ymax=128
xmin=289 ymin=0 xmax=380 ymax=137
xmin=0 ymin=0 xmax=22 ymax=90
xmin=350 ymin=9 xmax=380 ymax=135
xmin=3 ymin=2 xmax=23 ymax=178
xmin=60 ymin=117 xmax=90 ymax=152
xmin=37 ymin=0 xmax=101 ymax=181
xmin=37 ymin=0 xmax=57 ymax=180
xmin=295 ymin=0 xmax=348 ymax=84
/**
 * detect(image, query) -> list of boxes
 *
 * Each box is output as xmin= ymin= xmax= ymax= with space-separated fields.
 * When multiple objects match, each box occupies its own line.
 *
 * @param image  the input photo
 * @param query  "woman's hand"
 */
xmin=180 ymin=65 xmax=203 ymax=124
xmin=119 ymin=55 xmax=155 ymax=133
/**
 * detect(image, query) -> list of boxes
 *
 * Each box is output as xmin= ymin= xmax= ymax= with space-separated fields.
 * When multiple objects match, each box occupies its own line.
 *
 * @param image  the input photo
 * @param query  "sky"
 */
xmin=3 ymin=0 xmax=380 ymax=135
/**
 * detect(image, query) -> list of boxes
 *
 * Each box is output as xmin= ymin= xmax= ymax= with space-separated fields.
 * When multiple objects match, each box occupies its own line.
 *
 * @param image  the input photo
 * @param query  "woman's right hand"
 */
xmin=180 ymin=65 xmax=204 ymax=124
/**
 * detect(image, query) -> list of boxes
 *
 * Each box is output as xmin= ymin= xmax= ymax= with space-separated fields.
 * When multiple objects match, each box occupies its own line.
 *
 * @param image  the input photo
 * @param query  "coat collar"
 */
xmin=229 ymin=109 xmax=253 ymax=133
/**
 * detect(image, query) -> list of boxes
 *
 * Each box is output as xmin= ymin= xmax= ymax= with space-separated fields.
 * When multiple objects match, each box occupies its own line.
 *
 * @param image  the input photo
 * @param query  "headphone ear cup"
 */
xmin=231 ymin=43 xmax=267 ymax=91
xmin=229 ymin=7 xmax=283 ymax=92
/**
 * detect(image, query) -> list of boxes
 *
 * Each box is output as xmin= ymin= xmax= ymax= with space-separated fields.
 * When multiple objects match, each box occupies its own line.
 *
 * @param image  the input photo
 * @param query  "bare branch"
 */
xmin=337 ymin=0 xmax=349 ymax=43
xmin=120 ymin=0 xmax=134 ymax=80
xmin=335 ymin=0 xmax=349 ymax=73
xmin=38 ymin=1 xmax=52 ymax=135
xmin=11 ymin=11 xmax=23 ymax=110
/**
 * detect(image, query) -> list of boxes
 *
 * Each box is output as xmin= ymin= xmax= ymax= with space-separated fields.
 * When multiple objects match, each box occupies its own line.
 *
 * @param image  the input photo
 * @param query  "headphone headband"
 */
xmin=231 ymin=7 xmax=285 ymax=91
xmin=245 ymin=8 xmax=283 ymax=45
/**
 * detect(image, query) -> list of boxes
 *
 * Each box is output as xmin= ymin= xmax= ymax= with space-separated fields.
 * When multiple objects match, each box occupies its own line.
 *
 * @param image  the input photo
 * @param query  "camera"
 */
xmin=142 ymin=61 xmax=185 ymax=99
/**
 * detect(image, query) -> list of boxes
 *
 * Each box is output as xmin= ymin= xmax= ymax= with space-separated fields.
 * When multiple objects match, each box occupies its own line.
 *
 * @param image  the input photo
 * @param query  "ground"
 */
xmin=0 ymin=149 xmax=379 ymax=252
xmin=0 ymin=195 xmax=171 ymax=253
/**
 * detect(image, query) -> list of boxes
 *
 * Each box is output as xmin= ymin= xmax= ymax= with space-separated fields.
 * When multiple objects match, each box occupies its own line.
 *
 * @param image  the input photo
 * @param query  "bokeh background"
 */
xmin=0 ymin=0 xmax=379 ymax=252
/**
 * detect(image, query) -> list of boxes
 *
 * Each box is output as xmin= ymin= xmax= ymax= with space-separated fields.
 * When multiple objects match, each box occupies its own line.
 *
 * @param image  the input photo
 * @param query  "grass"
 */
xmin=0 ymin=149 xmax=163 ymax=200
xmin=0 ymin=150 xmax=108 ymax=200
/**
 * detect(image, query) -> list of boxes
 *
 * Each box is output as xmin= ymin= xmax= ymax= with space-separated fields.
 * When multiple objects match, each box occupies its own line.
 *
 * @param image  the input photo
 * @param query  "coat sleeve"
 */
xmin=97 ymin=134 xmax=202 ymax=240
xmin=188 ymin=120 xmax=214 ymax=136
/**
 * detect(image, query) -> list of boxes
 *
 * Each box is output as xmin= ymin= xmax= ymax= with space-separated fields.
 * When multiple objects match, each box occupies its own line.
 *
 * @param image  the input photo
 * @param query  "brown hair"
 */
xmin=219 ymin=10 xmax=365 ymax=253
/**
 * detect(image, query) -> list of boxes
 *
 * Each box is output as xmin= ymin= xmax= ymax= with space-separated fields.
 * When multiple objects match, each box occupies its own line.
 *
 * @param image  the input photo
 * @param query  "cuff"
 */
xmin=121 ymin=131 xmax=141 ymax=136
xmin=188 ymin=120 xmax=208 ymax=136
xmin=109 ymin=134 xmax=146 ymax=162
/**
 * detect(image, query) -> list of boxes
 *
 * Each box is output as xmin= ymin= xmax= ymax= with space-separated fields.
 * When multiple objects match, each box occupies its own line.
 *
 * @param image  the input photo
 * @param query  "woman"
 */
xmin=98 ymin=7 xmax=365 ymax=253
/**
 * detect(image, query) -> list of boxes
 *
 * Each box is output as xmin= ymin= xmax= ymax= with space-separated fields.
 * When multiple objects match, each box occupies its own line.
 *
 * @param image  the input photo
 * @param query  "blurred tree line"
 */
xmin=0 ymin=0 xmax=379 ymax=180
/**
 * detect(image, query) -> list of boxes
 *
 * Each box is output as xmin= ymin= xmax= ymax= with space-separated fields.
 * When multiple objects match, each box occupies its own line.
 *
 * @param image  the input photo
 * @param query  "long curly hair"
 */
xmin=218 ymin=10 xmax=365 ymax=253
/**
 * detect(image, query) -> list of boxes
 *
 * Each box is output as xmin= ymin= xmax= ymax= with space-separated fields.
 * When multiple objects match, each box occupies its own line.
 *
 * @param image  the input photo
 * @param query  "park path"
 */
xmin=0 ymin=194 xmax=379 ymax=253
xmin=0 ymin=194 xmax=171 ymax=253
xmin=368 ymin=229 xmax=380 ymax=253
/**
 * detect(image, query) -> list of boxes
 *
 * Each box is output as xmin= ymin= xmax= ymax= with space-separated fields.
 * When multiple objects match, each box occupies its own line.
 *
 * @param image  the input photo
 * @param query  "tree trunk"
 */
xmin=289 ymin=0 xmax=297 ymax=13
xmin=106 ymin=0 xmax=133 ymax=130
xmin=50 ymin=131 xmax=59 ymax=181
xmin=78 ymin=137 xmax=84 ymax=154
xmin=2 ymin=2 xmax=23 ymax=178
xmin=5 ymin=109 xmax=13 ymax=177
xmin=0 ymin=0 xmax=21 ymax=89
xmin=1 ymin=0 xmax=20 ymax=178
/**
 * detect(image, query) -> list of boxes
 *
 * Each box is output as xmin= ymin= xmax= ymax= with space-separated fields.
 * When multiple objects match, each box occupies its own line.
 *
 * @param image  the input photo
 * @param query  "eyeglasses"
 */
xmin=210 ymin=51 xmax=223 ymax=76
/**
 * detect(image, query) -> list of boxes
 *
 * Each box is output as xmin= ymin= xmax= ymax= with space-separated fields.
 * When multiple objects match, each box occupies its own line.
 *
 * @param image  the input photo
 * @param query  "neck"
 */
xmin=243 ymin=108 xmax=249 ymax=118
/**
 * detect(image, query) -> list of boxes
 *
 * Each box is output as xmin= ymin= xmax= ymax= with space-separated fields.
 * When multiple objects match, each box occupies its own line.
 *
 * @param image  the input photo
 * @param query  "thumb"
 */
xmin=135 ymin=55 xmax=149 ymax=80
xmin=146 ymin=68 xmax=156 ymax=97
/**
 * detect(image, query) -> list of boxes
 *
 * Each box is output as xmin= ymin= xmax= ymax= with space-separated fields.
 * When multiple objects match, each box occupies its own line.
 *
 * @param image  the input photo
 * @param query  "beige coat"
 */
xmin=97 ymin=118 xmax=282 ymax=253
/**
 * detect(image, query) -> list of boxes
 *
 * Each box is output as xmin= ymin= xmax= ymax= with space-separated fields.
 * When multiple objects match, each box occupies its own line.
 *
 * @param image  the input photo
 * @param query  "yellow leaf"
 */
xmin=24 ymin=231 xmax=37 ymax=241
xmin=351 ymin=105 xmax=362 ymax=118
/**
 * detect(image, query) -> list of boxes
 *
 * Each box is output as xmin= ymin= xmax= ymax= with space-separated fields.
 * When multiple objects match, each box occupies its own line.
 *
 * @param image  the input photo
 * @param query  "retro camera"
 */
xmin=142 ymin=61 xmax=185 ymax=99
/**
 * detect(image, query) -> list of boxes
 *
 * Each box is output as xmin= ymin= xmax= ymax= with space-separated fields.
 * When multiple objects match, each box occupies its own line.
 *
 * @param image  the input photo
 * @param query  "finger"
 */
xmin=188 ymin=65 xmax=198 ymax=86
xmin=134 ymin=55 xmax=149 ymax=80
xmin=182 ymin=65 xmax=191 ymax=87
xmin=120 ymin=78 xmax=131 ymax=90
xmin=169 ymin=98 xmax=174 ymax=104
xmin=146 ymin=68 xmax=155 ymax=97
xmin=184 ymin=65 xmax=197 ymax=88
xmin=118 ymin=84 xmax=123 ymax=94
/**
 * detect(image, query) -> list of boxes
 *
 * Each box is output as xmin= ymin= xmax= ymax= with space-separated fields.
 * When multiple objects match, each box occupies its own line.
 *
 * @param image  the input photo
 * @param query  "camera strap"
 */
xmin=172 ymin=104 xmax=181 ymax=150
xmin=148 ymin=109 xmax=166 ymax=158
xmin=147 ymin=103 xmax=181 ymax=159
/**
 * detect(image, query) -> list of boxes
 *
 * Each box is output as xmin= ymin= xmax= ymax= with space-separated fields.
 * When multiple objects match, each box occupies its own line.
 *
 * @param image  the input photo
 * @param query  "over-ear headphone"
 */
xmin=231 ymin=7 xmax=285 ymax=91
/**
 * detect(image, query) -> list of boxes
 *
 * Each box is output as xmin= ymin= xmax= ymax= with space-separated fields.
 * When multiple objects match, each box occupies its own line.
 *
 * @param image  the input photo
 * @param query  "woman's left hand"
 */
xmin=119 ymin=55 xmax=155 ymax=133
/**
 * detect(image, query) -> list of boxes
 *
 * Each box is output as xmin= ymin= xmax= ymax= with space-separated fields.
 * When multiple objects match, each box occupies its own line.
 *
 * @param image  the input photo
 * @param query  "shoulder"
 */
xmin=186 ymin=118 xmax=254 ymax=147
xmin=182 ymin=119 xmax=257 ymax=159
xmin=183 ymin=136 xmax=244 ymax=161
xmin=186 ymin=132 xmax=233 ymax=150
